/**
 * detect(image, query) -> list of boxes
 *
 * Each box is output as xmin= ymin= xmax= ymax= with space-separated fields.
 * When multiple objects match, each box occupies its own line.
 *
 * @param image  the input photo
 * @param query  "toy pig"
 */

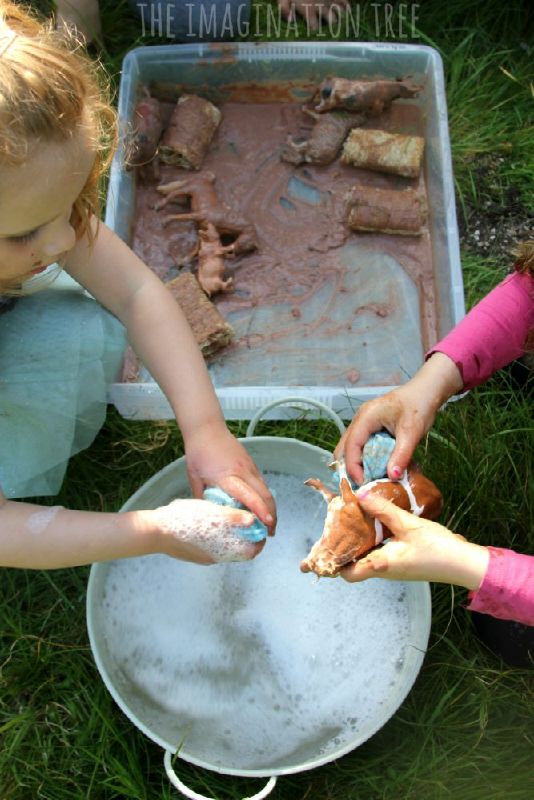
xmin=195 ymin=223 xmax=234 ymax=297
xmin=313 ymin=77 xmax=421 ymax=115
xmin=301 ymin=469 xmax=442 ymax=578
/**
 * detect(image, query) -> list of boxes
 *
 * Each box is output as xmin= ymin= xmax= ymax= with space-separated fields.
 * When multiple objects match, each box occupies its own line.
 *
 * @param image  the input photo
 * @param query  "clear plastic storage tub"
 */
xmin=106 ymin=42 xmax=463 ymax=421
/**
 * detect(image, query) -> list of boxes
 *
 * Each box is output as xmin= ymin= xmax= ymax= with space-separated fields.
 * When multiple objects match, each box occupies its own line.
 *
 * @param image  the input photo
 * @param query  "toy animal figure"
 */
xmin=127 ymin=90 xmax=163 ymax=181
xmin=155 ymin=171 xmax=258 ymax=256
xmin=301 ymin=468 xmax=442 ymax=578
xmin=194 ymin=222 xmax=234 ymax=296
xmin=313 ymin=77 xmax=422 ymax=114
xmin=282 ymin=108 xmax=365 ymax=166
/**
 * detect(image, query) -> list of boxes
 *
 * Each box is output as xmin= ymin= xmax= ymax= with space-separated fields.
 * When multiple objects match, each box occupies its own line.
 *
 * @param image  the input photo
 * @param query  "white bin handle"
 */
xmin=246 ymin=397 xmax=346 ymax=438
xmin=164 ymin=750 xmax=277 ymax=800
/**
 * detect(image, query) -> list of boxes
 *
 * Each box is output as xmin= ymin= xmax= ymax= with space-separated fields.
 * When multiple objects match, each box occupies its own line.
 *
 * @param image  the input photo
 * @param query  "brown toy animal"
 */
xmin=195 ymin=222 xmax=234 ymax=296
xmin=313 ymin=77 xmax=422 ymax=114
xmin=301 ymin=469 xmax=442 ymax=578
xmin=156 ymin=171 xmax=258 ymax=257
xmin=127 ymin=92 xmax=163 ymax=180
xmin=282 ymin=109 xmax=365 ymax=166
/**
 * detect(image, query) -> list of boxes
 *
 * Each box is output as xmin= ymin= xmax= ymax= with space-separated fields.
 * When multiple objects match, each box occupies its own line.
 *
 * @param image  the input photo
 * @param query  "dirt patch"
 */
xmin=457 ymin=154 xmax=533 ymax=262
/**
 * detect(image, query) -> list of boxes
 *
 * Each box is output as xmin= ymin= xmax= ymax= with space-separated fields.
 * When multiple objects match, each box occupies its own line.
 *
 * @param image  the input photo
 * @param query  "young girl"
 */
xmin=334 ymin=241 xmax=534 ymax=626
xmin=0 ymin=0 xmax=275 ymax=569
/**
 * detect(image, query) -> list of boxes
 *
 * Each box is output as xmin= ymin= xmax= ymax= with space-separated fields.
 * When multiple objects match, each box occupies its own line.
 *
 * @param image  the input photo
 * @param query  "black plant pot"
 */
xmin=471 ymin=611 xmax=534 ymax=668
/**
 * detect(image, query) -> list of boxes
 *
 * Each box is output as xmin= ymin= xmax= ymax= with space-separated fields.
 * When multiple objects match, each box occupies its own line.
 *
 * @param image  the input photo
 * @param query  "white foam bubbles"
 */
xmin=26 ymin=505 xmax=62 ymax=536
xmin=98 ymin=473 xmax=426 ymax=772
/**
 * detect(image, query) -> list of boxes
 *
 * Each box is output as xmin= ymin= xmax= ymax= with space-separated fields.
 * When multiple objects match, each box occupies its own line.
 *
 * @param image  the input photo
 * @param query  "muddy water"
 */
xmin=131 ymin=100 xmax=436 ymax=388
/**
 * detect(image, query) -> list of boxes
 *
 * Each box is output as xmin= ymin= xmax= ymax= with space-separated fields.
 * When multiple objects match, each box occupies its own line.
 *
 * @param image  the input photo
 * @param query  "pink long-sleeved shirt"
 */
xmin=428 ymin=271 xmax=534 ymax=389
xmin=427 ymin=270 xmax=534 ymax=626
xmin=467 ymin=548 xmax=534 ymax=626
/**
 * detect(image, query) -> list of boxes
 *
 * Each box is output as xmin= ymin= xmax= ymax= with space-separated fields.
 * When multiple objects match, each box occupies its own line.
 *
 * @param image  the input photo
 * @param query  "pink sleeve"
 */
xmin=427 ymin=272 xmax=534 ymax=389
xmin=467 ymin=547 xmax=534 ymax=626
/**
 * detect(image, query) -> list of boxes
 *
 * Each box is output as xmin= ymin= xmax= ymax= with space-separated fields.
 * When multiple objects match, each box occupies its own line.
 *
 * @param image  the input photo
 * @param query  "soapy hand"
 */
xmin=340 ymin=492 xmax=489 ymax=590
xmin=151 ymin=499 xmax=265 ymax=564
xmin=184 ymin=424 xmax=277 ymax=536
xmin=277 ymin=0 xmax=350 ymax=30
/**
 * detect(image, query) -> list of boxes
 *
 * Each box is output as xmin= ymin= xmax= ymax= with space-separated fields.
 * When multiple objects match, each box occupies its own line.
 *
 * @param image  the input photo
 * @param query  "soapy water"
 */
xmin=99 ymin=474 xmax=426 ymax=771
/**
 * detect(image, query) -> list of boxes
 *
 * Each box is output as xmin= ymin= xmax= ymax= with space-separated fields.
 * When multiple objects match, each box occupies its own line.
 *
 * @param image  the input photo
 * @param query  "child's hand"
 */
xmin=277 ymin=0 xmax=350 ymax=29
xmin=339 ymin=492 xmax=489 ymax=590
xmin=333 ymin=385 xmax=432 ymax=485
xmin=184 ymin=425 xmax=277 ymax=535
xmin=150 ymin=499 xmax=265 ymax=564
xmin=334 ymin=353 xmax=463 ymax=484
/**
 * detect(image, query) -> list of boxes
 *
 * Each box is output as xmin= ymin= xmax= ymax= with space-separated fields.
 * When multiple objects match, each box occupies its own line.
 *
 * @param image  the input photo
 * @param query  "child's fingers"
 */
xmin=356 ymin=492 xmax=416 ymax=537
xmin=386 ymin=424 xmax=418 ymax=479
xmin=217 ymin=474 xmax=273 ymax=533
xmin=335 ymin=415 xmax=382 ymax=485
xmin=219 ymin=505 xmax=255 ymax=528
xmin=238 ymin=472 xmax=277 ymax=535
xmin=340 ymin=550 xmax=390 ymax=582
xmin=187 ymin=470 xmax=205 ymax=500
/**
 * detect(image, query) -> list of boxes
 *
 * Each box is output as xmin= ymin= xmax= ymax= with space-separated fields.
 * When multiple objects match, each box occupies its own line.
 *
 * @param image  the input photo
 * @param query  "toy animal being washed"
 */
xmin=313 ymin=77 xmax=422 ymax=114
xmin=301 ymin=466 xmax=442 ymax=578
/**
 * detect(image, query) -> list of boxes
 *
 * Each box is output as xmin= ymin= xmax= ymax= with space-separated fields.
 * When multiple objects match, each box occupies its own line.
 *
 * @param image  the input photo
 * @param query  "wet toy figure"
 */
xmin=156 ymin=171 xmax=258 ymax=256
xmin=313 ymin=77 xmax=421 ymax=114
xmin=301 ymin=469 xmax=442 ymax=578
xmin=128 ymin=92 xmax=163 ymax=180
xmin=194 ymin=222 xmax=235 ymax=297
xmin=282 ymin=109 xmax=365 ymax=166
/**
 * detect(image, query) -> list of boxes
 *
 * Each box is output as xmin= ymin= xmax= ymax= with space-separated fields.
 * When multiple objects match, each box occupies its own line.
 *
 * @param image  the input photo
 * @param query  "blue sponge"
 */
xmin=335 ymin=431 xmax=396 ymax=489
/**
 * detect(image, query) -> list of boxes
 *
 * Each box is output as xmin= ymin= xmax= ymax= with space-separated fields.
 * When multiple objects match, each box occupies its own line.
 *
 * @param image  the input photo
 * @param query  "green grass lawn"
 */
xmin=1 ymin=1 xmax=533 ymax=798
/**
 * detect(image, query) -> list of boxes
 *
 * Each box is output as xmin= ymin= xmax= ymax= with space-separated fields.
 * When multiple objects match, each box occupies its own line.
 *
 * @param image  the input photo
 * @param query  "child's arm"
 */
xmin=63 ymin=220 xmax=275 ymax=530
xmin=427 ymin=271 xmax=534 ymax=390
xmin=340 ymin=493 xmax=534 ymax=627
xmin=336 ymin=270 xmax=534 ymax=484
xmin=0 ymin=490 xmax=262 ymax=569
xmin=466 ymin=547 xmax=534 ymax=625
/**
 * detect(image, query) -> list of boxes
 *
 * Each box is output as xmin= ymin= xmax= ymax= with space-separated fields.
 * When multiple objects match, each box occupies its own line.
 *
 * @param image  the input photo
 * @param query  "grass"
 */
xmin=1 ymin=1 xmax=534 ymax=798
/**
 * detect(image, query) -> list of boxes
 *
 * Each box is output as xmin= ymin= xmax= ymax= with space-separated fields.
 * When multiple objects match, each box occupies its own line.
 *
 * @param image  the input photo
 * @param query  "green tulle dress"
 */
xmin=0 ymin=278 xmax=126 ymax=499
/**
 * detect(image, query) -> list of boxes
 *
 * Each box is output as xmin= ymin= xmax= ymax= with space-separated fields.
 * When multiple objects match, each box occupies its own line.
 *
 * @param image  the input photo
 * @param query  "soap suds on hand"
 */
xmin=152 ymin=499 xmax=257 ymax=562
xmin=27 ymin=505 xmax=63 ymax=536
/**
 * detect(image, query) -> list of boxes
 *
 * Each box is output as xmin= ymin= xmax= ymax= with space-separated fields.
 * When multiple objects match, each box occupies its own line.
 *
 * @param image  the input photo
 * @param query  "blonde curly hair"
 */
xmin=514 ymin=240 xmax=534 ymax=276
xmin=0 ymin=0 xmax=117 ymax=246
